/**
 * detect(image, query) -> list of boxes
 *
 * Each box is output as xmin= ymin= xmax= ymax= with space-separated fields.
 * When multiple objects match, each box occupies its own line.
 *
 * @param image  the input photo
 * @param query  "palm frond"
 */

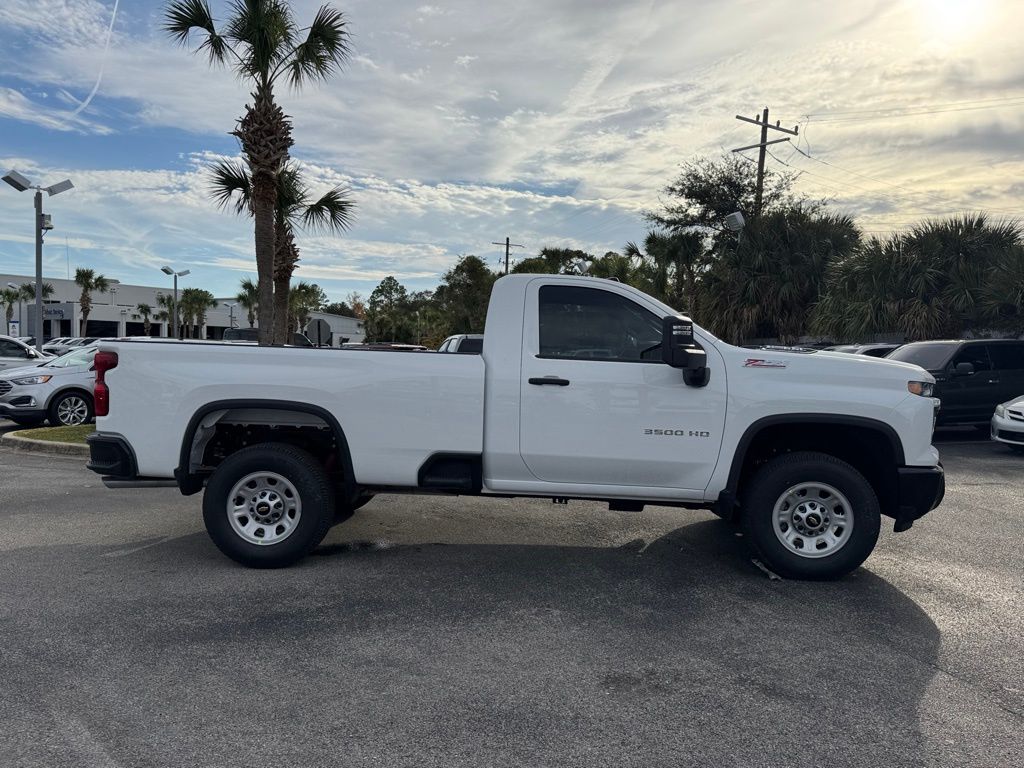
xmin=227 ymin=0 xmax=297 ymax=81
xmin=301 ymin=187 xmax=355 ymax=234
xmin=164 ymin=0 xmax=231 ymax=64
xmin=285 ymin=6 xmax=351 ymax=89
xmin=209 ymin=159 xmax=252 ymax=213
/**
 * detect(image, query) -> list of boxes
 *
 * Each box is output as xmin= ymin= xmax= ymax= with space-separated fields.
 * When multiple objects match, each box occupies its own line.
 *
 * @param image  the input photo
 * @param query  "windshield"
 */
xmin=43 ymin=347 xmax=96 ymax=369
xmin=887 ymin=342 xmax=959 ymax=370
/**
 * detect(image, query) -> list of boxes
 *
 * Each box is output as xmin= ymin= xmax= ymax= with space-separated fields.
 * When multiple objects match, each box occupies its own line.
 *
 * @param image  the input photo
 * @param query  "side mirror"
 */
xmin=661 ymin=315 xmax=709 ymax=387
xmin=25 ymin=348 xmax=37 ymax=358
xmin=953 ymin=362 xmax=975 ymax=377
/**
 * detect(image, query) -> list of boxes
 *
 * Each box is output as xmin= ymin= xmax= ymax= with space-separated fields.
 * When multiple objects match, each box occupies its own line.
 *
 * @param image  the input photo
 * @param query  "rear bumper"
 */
xmin=894 ymin=464 xmax=945 ymax=532
xmin=86 ymin=432 xmax=137 ymax=478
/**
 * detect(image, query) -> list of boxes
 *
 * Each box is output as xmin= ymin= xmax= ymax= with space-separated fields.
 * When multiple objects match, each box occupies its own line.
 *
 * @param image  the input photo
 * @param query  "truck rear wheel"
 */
xmin=740 ymin=451 xmax=880 ymax=580
xmin=202 ymin=443 xmax=335 ymax=568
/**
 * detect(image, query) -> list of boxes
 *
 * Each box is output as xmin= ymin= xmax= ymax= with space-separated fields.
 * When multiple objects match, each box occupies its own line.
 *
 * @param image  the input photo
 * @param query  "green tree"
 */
xmin=366 ymin=276 xmax=408 ymax=342
xmin=434 ymin=255 xmax=497 ymax=335
xmin=0 ymin=287 xmax=20 ymax=330
xmin=236 ymin=277 xmax=259 ymax=327
xmin=156 ymin=293 xmax=177 ymax=337
xmin=813 ymin=214 xmax=1023 ymax=340
xmin=165 ymin=0 xmax=352 ymax=346
xmin=699 ymin=207 xmax=860 ymax=344
xmin=74 ymin=268 xmax=110 ymax=335
xmin=511 ymin=247 xmax=590 ymax=275
xmin=178 ymin=287 xmax=218 ymax=338
xmin=18 ymin=282 xmax=55 ymax=302
xmin=287 ymin=280 xmax=327 ymax=332
xmin=134 ymin=303 xmax=154 ymax=336
xmin=650 ymin=153 xmax=797 ymax=231
xmin=624 ymin=231 xmax=707 ymax=310
xmin=211 ymin=159 xmax=354 ymax=344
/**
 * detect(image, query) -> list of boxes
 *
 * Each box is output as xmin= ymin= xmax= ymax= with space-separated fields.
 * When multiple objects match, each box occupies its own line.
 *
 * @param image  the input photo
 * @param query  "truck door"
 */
xmin=943 ymin=345 xmax=998 ymax=423
xmin=518 ymin=282 xmax=726 ymax=492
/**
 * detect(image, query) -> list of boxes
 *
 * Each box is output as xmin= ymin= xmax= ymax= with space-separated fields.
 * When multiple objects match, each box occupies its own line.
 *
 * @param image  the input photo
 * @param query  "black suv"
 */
xmin=888 ymin=339 xmax=1024 ymax=425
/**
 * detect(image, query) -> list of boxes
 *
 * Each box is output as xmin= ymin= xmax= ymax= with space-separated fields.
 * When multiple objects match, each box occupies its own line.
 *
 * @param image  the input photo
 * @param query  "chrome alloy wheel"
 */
xmin=57 ymin=395 xmax=90 ymax=426
xmin=227 ymin=472 xmax=302 ymax=545
xmin=772 ymin=482 xmax=854 ymax=558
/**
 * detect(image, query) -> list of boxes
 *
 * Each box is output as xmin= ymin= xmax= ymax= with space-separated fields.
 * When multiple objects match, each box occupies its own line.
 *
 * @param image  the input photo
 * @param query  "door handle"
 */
xmin=528 ymin=376 xmax=570 ymax=386
xmin=987 ymin=379 xmax=999 ymax=384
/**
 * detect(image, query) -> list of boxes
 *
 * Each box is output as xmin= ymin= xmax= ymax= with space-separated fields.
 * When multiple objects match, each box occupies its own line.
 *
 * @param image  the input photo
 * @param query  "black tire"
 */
xmin=202 ymin=443 xmax=335 ymax=568
xmin=739 ymin=451 xmax=881 ymax=580
xmin=47 ymin=390 xmax=94 ymax=427
xmin=333 ymin=492 xmax=374 ymax=525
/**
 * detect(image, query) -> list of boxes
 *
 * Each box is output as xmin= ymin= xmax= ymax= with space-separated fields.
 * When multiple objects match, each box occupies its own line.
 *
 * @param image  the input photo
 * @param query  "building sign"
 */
xmin=7 ymin=320 xmax=19 ymax=336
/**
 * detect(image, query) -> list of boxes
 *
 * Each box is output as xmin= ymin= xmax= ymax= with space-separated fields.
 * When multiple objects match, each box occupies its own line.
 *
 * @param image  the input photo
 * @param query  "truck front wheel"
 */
xmin=740 ymin=451 xmax=881 ymax=580
xmin=202 ymin=443 xmax=335 ymax=568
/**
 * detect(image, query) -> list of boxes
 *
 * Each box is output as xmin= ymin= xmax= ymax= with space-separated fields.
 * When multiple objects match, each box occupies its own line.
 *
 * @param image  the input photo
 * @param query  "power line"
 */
xmin=801 ymin=99 xmax=1024 ymax=124
xmin=799 ymin=94 xmax=1024 ymax=119
xmin=491 ymin=236 xmax=524 ymax=275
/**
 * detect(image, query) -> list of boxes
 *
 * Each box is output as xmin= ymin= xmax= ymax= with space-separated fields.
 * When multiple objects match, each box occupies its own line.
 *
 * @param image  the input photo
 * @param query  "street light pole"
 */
xmin=161 ymin=266 xmax=190 ymax=339
xmin=3 ymin=170 xmax=73 ymax=351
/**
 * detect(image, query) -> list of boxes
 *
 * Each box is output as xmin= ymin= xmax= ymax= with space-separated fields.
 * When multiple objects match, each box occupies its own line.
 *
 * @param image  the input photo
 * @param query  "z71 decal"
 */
xmin=743 ymin=358 xmax=787 ymax=368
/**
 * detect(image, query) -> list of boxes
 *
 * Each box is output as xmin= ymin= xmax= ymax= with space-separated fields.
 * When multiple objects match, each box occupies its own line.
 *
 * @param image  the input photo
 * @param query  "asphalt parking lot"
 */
xmin=1 ymin=421 xmax=1021 ymax=767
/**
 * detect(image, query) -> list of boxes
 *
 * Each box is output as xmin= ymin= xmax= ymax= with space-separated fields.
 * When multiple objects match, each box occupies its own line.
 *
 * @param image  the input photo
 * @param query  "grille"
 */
xmin=997 ymin=429 xmax=1024 ymax=444
xmin=0 ymin=380 xmax=11 ymax=396
xmin=1008 ymin=409 xmax=1024 ymax=422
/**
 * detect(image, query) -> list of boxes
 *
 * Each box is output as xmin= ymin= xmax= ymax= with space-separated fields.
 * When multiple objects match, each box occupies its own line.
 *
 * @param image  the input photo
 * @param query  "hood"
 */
xmin=0 ymin=363 xmax=49 ymax=379
xmin=1003 ymin=394 xmax=1024 ymax=409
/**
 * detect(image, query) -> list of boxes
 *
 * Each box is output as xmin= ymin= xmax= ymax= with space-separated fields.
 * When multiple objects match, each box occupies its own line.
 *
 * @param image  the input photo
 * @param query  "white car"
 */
xmin=0 ymin=334 xmax=50 ymax=372
xmin=0 ymin=346 xmax=97 ymax=427
xmin=991 ymin=396 xmax=1024 ymax=452
xmin=438 ymin=334 xmax=484 ymax=353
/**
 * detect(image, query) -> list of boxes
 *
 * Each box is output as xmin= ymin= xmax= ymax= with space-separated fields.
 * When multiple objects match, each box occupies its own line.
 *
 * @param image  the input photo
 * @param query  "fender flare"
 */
xmin=174 ymin=398 xmax=357 ymax=499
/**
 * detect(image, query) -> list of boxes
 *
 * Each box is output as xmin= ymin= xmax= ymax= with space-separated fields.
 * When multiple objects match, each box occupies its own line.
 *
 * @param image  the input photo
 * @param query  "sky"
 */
xmin=1 ymin=0 xmax=1023 ymax=303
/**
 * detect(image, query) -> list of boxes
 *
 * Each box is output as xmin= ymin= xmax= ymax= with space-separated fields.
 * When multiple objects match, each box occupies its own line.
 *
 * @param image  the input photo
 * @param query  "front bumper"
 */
xmin=894 ymin=464 xmax=945 ymax=532
xmin=990 ymin=414 xmax=1024 ymax=446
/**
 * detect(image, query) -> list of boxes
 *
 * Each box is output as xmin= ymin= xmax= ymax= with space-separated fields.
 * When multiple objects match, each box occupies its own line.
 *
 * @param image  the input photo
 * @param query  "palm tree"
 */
xmin=165 ymin=0 xmax=352 ymax=346
xmin=236 ymin=277 xmax=259 ymax=327
xmin=0 ymin=287 xmax=20 ymax=330
xmin=287 ymin=280 xmax=323 ymax=333
xmin=135 ymin=303 xmax=154 ymax=336
xmin=211 ymin=159 xmax=353 ymax=343
xmin=74 ymin=268 xmax=110 ymax=335
xmin=19 ymin=282 xmax=55 ymax=302
xmin=178 ymin=288 xmax=218 ymax=338
xmin=156 ymin=293 xmax=178 ymax=337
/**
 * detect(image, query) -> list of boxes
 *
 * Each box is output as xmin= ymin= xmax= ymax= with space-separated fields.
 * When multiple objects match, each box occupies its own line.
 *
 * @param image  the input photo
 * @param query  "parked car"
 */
xmin=990 ymin=395 xmax=1024 ymax=452
xmin=888 ymin=339 xmax=1024 ymax=426
xmin=341 ymin=343 xmax=429 ymax=351
xmin=0 ymin=345 xmax=97 ymax=427
xmin=43 ymin=337 xmax=99 ymax=356
xmin=823 ymin=343 xmax=901 ymax=358
xmin=222 ymin=328 xmax=314 ymax=347
xmin=0 ymin=334 xmax=50 ymax=372
xmin=858 ymin=344 xmax=901 ymax=358
xmin=438 ymin=334 xmax=484 ymax=354
xmin=87 ymin=274 xmax=944 ymax=579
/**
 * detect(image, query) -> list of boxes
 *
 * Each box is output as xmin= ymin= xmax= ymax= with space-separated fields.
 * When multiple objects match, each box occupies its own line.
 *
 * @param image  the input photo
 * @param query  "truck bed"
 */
xmin=99 ymin=340 xmax=485 ymax=485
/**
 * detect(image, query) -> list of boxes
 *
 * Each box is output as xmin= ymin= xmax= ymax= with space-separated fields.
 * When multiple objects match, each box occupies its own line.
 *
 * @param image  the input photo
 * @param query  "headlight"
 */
xmin=995 ymin=404 xmax=1006 ymax=418
xmin=907 ymin=381 xmax=934 ymax=397
xmin=12 ymin=375 xmax=52 ymax=385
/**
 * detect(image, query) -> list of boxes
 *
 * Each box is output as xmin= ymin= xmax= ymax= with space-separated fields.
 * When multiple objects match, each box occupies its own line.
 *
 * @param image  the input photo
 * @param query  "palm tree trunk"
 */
xmin=272 ymin=222 xmax=298 ymax=344
xmin=252 ymin=184 xmax=277 ymax=346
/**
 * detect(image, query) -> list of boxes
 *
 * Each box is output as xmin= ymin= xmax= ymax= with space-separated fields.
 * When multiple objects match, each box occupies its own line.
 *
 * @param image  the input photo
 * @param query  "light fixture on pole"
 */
xmin=223 ymin=302 xmax=238 ymax=329
xmin=3 ymin=169 xmax=74 ymax=351
xmin=160 ymin=266 xmax=190 ymax=339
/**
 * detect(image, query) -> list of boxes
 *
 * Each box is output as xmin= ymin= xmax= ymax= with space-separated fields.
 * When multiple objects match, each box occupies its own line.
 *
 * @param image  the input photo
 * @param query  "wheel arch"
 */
xmin=724 ymin=414 xmax=905 ymax=521
xmin=47 ymin=385 xmax=94 ymax=410
xmin=175 ymin=398 xmax=357 ymax=500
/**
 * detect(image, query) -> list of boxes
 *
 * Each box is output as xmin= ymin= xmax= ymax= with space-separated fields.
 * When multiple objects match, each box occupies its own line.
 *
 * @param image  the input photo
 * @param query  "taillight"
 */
xmin=93 ymin=351 xmax=118 ymax=417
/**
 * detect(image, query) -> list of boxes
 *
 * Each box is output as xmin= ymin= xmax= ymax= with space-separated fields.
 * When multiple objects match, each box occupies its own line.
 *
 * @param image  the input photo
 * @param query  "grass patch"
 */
xmin=15 ymin=424 xmax=95 ymax=444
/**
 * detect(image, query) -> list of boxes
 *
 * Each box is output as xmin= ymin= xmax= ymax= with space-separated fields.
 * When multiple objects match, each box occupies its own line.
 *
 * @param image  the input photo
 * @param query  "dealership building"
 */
xmin=1 ymin=272 xmax=365 ymax=345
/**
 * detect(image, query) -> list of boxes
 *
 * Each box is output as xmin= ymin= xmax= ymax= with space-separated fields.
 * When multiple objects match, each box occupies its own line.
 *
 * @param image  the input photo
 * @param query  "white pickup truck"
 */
xmin=87 ymin=274 xmax=944 ymax=579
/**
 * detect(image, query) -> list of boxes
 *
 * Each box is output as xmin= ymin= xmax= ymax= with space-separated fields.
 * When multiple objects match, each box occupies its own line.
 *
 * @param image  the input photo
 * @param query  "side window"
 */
xmin=987 ymin=343 xmax=1024 ymax=371
xmin=0 ymin=340 xmax=24 ymax=356
xmin=951 ymin=345 xmax=992 ymax=372
xmin=438 ymin=339 xmax=451 ymax=352
xmin=538 ymin=285 xmax=663 ymax=362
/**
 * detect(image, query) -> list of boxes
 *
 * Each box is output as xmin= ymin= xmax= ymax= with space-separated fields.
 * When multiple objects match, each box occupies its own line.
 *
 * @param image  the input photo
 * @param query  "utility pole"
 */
xmin=731 ymin=107 xmax=799 ymax=216
xmin=491 ymin=236 xmax=524 ymax=275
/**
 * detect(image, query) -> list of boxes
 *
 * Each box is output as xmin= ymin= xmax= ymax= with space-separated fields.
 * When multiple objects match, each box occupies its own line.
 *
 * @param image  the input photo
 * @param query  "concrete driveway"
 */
xmin=0 ymin=426 xmax=1020 ymax=767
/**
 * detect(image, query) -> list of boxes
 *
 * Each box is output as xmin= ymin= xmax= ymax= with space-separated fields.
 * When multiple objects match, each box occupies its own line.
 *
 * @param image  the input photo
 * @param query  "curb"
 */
xmin=0 ymin=431 xmax=89 ymax=458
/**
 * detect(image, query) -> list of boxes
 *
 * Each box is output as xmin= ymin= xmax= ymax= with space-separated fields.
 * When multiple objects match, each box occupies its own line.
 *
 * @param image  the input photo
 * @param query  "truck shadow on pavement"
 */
xmin=5 ymin=519 xmax=944 ymax=767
